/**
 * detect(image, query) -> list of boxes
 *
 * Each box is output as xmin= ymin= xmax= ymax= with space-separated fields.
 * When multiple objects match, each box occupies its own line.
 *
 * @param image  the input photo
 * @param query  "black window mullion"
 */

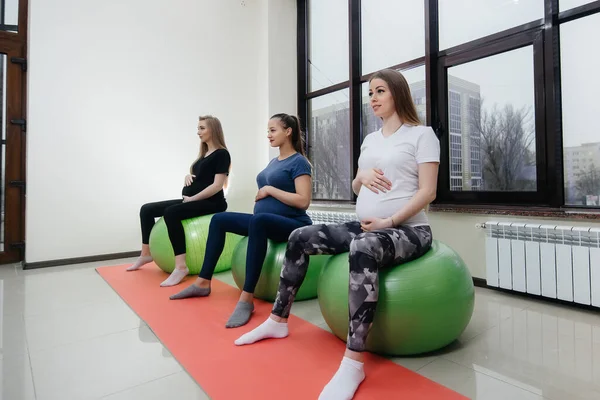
xmin=439 ymin=19 xmax=544 ymax=58
xmin=543 ymin=0 xmax=564 ymax=208
xmin=444 ymin=30 xmax=539 ymax=66
xmin=437 ymin=53 xmax=450 ymax=204
xmin=533 ymin=31 xmax=551 ymax=204
xmin=428 ymin=0 xmax=448 ymax=204
xmin=297 ymin=0 xmax=308 ymax=154
xmin=559 ymin=0 xmax=600 ymax=23
xmin=349 ymin=0 xmax=362 ymax=200
xmin=425 ymin=0 xmax=439 ymax=129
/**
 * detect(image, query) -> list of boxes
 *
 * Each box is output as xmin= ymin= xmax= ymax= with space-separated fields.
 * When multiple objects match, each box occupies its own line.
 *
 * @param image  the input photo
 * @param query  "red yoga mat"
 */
xmin=97 ymin=263 xmax=467 ymax=400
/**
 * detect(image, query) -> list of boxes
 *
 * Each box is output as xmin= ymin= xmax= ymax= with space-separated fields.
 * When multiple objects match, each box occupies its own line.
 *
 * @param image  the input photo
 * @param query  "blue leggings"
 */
xmin=198 ymin=212 xmax=310 ymax=293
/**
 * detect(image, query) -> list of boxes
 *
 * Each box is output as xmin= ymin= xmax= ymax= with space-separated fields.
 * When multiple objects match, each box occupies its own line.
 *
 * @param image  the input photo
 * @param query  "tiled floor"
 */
xmin=0 ymin=258 xmax=598 ymax=399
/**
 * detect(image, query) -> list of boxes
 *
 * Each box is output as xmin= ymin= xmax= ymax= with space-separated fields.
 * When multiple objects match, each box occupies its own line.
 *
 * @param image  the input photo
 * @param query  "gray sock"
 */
xmin=225 ymin=301 xmax=255 ymax=328
xmin=169 ymin=284 xmax=211 ymax=300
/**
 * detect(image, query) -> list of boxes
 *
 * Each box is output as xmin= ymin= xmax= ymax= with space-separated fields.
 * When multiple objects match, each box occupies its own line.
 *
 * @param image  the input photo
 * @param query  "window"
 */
xmin=308 ymin=90 xmax=353 ymax=201
xmin=361 ymin=0 xmax=424 ymax=74
xmin=308 ymin=0 xmax=348 ymax=91
xmin=0 ymin=0 xmax=19 ymax=32
xmin=447 ymin=47 xmax=536 ymax=192
xmin=439 ymin=0 xmax=544 ymax=50
xmin=561 ymin=13 xmax=600 ymax=207
xmin=299 ymin=1 xmax=600 ymax=208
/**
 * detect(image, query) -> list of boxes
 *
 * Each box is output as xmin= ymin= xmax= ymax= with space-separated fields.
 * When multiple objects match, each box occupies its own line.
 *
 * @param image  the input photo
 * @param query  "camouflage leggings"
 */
xmin=272 ymin=221 xmax=432 ymax=352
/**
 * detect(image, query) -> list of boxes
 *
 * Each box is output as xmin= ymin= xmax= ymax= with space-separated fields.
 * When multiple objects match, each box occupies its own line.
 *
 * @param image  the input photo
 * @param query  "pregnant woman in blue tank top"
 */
xmin=170 ymin=113 xmax=313 ymax=329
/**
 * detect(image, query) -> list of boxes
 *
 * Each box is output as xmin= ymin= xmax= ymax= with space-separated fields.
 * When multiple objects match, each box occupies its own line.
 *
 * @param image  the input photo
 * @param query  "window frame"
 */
xmin=297 ymin=0 xmax=600 ymax=209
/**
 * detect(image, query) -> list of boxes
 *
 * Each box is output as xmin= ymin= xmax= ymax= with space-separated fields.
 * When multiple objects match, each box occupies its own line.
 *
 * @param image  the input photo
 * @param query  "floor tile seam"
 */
xmin=95 ymin=371 xmax=185 ymax=400
xmin=27 ymin=325 xmax=145 ymax=357
xmin=439 ymin=357 xmax=550 ymax=399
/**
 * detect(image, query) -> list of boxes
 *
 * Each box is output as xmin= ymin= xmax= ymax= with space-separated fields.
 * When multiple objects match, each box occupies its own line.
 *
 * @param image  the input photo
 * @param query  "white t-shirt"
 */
xmin=355 ymin=124 xmax=440 ymax=227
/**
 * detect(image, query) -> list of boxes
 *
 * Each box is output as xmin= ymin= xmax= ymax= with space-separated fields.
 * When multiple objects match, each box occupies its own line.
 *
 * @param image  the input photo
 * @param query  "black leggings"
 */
xmin=139 ymin=199 xmax=227 ymax=255
xmin=197 ymin=212 xmax=309 ymax=292
xmin=272 ymin=221 xmax=432 ymax=352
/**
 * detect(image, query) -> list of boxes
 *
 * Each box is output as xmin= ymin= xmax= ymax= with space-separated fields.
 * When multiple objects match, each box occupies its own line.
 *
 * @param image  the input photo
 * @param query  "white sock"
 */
xmin=126 ymin=255 xmax=153 ymax=271
xmin=234 ymin=316 xmax=288 ymax=345
xmin=159 ymin=267 xmax=189 ymax=287
xmin=318 ymin=357 xmax=365 ymax=400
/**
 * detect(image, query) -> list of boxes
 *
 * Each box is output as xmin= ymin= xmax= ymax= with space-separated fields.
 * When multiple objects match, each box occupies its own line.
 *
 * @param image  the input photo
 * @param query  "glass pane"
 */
xmin=560 ymin=0 xmax=596 ymax=11
xmin=308 ymin=0 xmax=348 ymax=91
xmin=439 ymin=0 xmax=543 ymax=50
xmin=0 ymin=55 xmax=6 ymax=252
xmin=447 ymin=47 xmax=536 ymax=192
xmin=1 ymin=0 xmax=19 ymax=32
xmin=561 ymin=14 xmax=600 ymax=207
xmin=361 ymin=0 xmax=425 ymax=74
xmin=362 ymin=66 xmax=426 ymax=137
xmin=308 ymin=89 xmax=352 ymax=200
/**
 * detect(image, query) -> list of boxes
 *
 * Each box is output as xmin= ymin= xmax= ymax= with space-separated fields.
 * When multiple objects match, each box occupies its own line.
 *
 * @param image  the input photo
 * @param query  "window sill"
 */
xmin=429 ymin=204 xmax=600 ymax=221
xmin=309 ymin=202 xmax=600 ymax=221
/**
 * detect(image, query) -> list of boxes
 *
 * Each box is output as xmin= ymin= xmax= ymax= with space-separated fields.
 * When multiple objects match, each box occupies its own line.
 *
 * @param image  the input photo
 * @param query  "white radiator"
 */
xmin=485 ymin=221 xmax=600 ymax=307
xmin=306 ymin=210 xmax=357 ymax=225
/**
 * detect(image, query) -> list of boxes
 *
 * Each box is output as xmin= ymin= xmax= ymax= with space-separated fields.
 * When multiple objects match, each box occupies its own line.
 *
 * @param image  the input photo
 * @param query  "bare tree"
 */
xmin=575 ymin=163 xmax=600 ymax=200
xmin=472 ymin=101 xmax=536 ymax=191
xmin=310 ymin=109 xmax=352 ymax=200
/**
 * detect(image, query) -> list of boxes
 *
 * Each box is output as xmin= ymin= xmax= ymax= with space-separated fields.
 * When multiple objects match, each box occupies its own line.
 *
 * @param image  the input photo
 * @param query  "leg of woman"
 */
xmin=127 ymin=199 xmax=182 ymax=271
xmin=169 ymin=212 xmax=252 ymax=298
xmin=319 ymin=225 xmax=433 ymax=400
xmin=159 ymin=200 xmax=228 ymax=286
xmin=234 ymin=221 xmax=363 ymax=343
xmin=225 ymin=213 xmax=316 ymax=328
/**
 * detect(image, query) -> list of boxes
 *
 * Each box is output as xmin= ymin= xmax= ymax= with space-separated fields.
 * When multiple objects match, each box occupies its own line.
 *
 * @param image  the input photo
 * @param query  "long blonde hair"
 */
xmin=190 ymin=115 xmax=230 ymax=187
xmin=369 ymin=69 xmax=421 ymax=125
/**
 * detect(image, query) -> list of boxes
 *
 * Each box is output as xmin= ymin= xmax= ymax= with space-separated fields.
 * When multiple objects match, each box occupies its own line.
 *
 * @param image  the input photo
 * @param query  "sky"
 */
xmin=4 ymin=0 xmax=19 ymax=25
xmin=308 ymin=0 xmax=599 ymax=147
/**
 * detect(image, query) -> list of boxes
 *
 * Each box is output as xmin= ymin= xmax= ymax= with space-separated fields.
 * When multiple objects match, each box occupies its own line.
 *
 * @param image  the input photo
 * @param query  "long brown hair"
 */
xmin=270 ymin=113 xmax=307 ymax=157
xmin=369 ymin=69 xmax=421 ymax=125
xmin=191 ymin=115 xmax=230 ymax=187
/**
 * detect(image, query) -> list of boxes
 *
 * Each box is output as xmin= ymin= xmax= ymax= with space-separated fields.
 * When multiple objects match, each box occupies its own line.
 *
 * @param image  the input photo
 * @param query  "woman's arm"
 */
xmin=184 ymin=174 xmax=228 ymax=202
xmin=352 ymin=170 xmax=363 ymax=196
xmin=353 ymin=168 xmax=392 ymax=195
xmin=258 ymin=175 xmax=312 ymax=210
xmin=389 ymin=162 xmax=438 ymax=225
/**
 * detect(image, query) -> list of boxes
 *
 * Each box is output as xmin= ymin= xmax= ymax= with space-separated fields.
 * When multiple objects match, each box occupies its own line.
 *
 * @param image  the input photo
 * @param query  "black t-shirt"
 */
xmin=181 ymin=148 xmax=231 ymax=202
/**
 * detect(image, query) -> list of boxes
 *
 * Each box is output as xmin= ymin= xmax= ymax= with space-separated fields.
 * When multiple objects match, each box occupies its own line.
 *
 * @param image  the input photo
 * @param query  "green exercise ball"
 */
xmin=149 ymin=214 xmax=242 ymax=275
xmin=318 ymin=240 xmax=474 ymax=356
xmin=231 ymin=237 xmax=331 ymax=302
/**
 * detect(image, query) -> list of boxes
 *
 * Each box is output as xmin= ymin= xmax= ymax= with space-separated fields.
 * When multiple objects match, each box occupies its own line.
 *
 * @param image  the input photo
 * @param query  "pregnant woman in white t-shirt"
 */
xmin=235 ymin=69 xmax=440 ymax=400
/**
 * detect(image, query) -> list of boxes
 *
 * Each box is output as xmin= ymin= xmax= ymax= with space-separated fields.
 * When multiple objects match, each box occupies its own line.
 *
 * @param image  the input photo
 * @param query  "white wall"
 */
xmin=266 ymin=0 xmax=298 ymax=160
xmin=25 ymin=0 xmax=297 ymax=263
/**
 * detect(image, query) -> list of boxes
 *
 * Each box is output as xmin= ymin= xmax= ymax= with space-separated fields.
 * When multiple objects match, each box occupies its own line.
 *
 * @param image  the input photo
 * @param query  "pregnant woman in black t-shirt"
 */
xmin=126 ymin=116 xmax=231 ymax=288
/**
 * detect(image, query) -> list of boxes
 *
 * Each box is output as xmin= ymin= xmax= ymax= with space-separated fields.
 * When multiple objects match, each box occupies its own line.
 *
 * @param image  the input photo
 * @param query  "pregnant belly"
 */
xmin=355 ymin=190 xmax=409 ymax=221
